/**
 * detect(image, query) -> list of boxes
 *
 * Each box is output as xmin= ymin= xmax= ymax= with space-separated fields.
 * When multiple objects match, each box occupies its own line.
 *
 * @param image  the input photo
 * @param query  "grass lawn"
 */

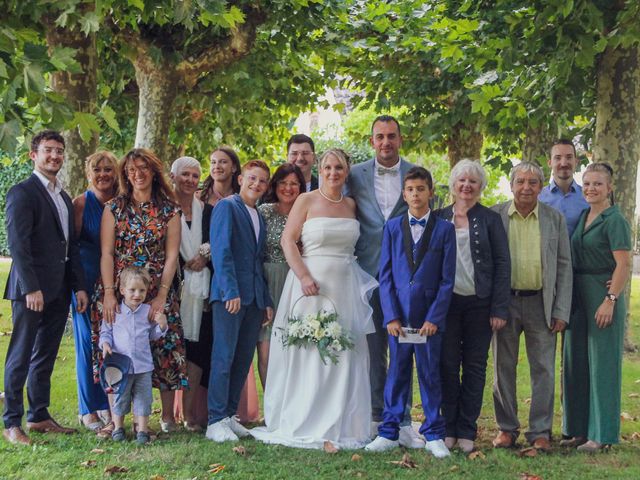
xmin=0 ymin=258 xmax=639 ymax=479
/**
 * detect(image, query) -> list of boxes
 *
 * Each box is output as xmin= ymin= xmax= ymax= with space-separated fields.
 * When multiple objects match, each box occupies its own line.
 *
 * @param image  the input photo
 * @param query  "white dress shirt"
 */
xmin=408 ymin=211 xmax=431 ymax=244
xmin=374 ymin=159 xmax=402 ymax=220
xmin=245 ymin=204 xmax=260 ymax=242
xmin=33 ymin=169 xmax=69 ymax=242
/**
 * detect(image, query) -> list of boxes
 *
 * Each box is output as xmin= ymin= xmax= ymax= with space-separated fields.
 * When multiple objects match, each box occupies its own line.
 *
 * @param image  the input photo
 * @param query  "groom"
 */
xmin=345 ymin=115 xmax=423 ymax=448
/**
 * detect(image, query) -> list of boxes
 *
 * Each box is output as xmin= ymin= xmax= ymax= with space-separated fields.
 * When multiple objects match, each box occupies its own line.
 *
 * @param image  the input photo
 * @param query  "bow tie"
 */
xmin=410 ymin=217 xmax=426 ymax=227
xmin=377 ymin=167 xmax=398 ymax=176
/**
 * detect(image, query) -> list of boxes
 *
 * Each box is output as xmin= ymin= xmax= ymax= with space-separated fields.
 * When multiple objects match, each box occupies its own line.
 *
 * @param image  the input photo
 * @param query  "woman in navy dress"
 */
xmin=71 ymin=151 xmax=119 ymax=431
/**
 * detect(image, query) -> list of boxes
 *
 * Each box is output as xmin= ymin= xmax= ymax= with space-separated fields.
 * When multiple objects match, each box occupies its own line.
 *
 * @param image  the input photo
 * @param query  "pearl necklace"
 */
xmin=318 ymin=188 xmax=343 ymax=203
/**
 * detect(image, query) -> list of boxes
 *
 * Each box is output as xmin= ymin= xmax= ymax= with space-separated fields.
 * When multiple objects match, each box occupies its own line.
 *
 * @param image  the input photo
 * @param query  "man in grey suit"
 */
xmin=491 ymin=162 xmax=572 ymax=451
xmin=345 ymin=115 xmax=423 ymax=448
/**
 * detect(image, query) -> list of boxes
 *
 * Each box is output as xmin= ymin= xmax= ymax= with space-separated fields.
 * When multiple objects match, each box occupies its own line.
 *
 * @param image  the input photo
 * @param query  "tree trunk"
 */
xmin=446 ymin=119 xmax=483 ymax=167
xmin=133 ymin=58 xmax=179 ymax=164
xmin=44 ymin=16 xmax=98 ymax=197
xmin=522 ymin=124 xmax=554 ymax=165
xmin=593 ymin=44 xmax=640 ymax=352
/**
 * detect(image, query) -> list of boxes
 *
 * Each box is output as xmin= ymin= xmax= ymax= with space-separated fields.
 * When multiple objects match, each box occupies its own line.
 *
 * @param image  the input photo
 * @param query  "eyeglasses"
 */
xmin=39 ymin=147 xmax=65 ymax=156
xmin=244 ymin=174 xmax=269 ymax=186
xmin=288 ymin=150 xmax=313 ymax=159
xmin=126 ymin=165 xmax=151 ymax=176
xmin=277 ymin=181 xmax=301 ymax=189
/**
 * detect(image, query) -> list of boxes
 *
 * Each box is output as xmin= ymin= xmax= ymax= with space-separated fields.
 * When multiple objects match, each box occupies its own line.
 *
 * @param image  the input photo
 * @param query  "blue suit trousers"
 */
xmin=207 ymin=301 xmax=262 ymax=425
xmin=379 ymin=333 xmax=445 ymax=441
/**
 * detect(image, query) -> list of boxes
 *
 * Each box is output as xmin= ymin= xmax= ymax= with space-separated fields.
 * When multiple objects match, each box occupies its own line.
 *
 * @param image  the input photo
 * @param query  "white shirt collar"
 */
xmin=408 ymin=210 xmax=430 ymax=224
xmin=374 ymin=158 xmax=401 ymax=172
xmin=33 ymin=169 xmax=63 ymax=193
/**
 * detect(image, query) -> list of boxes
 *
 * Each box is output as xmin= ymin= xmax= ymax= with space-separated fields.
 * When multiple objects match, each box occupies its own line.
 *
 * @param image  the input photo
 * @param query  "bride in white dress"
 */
xmin=251 ymin=149 xmax=377 ymax=450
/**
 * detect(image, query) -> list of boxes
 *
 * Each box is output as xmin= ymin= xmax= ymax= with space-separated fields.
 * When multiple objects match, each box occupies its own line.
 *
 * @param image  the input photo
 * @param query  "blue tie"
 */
xmin=410 ymin=217 xmax=426 ymax=227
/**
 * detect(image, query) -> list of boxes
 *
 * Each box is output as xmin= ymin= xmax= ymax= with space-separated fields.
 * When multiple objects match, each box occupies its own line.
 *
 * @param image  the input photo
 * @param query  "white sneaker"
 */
xmin=205 ymin=418 xmax=239 ymax=442
xmin=365 ymin=436 xmax=400 ymax=452
xmin=228 ymin=416 xmax=250 ymax=438
xmin=425 ymin=439 xmax=451 ymax=458
xmin=398 ymin=425 xmax=426 ymax=449
xmin=370 ymin=421 xmax=381 ymax=439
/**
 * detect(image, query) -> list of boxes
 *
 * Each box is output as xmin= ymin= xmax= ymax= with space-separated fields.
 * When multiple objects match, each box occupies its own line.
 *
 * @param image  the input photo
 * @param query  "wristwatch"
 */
xmin=605 ymin=293 xmax=618 ymax=302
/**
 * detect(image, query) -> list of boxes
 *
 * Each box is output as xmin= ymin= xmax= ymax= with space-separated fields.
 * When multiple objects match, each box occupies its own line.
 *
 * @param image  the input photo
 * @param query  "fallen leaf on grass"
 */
xmin=520 ymin=474 xmax=543 ymax=480
xmin=621 ymin=412 xmax=635 ymax=421
xmin=323 ymin=441 xmax=339 ymax=454
xmin=630 ymin=432 xmax=640 ymax=441
xmin=149 ymin=475 xmax=165 ymax=480
xmin=517 ymin=447 xmax=538 ymax=458
xmin=351 ymin=454 xmax=362 ymax=461
xmin=389 ymin=453 xmax=417 ymax=469
xmin=208 ymin=464 xmax=225 ymax=474
xmin=232 ymin=446 xmax=246 ymax=456
xmin=468 ymin=450 xmax=485 ymax=460
xmin=449 ymin=466 xmax=460 ymax=472
xmin=90 ymin=448 xmax=105 ymax=454
xmin=152 ymin=408 xmax=161 ymax=415
xmin=104 ymin=465 xmax=129 ymax=475
xmin=523 ymin=398 xmax=531 ymax=405
xmin=80 ymin=460 xmax=97 ymax=468
xmin=628 ymin=393 xmax=639 ymax=398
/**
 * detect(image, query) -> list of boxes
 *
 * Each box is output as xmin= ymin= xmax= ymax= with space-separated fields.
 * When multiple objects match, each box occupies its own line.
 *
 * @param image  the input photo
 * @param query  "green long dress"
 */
xmin=562 ymin=205 xmax=631 ymax=444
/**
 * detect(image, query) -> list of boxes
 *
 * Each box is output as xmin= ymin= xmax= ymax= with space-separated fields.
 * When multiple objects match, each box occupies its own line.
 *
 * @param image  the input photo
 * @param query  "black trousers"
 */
xmin=3 ymin=291 xmax=71 ymax=428
xmin=440 ymin=293 xmax=492 ymax=440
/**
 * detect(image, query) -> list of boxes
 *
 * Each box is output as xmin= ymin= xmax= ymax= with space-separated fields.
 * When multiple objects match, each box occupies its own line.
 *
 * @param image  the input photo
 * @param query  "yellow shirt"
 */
xmin=508 ymin=201 xmax=542 ymax=290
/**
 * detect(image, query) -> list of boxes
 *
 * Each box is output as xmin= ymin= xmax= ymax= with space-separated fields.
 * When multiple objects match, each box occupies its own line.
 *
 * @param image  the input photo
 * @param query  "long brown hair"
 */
xmin=118 ymin=148 xmax=177 ymax=208
xmin=199 ymin=146 xmax=242 ymax=202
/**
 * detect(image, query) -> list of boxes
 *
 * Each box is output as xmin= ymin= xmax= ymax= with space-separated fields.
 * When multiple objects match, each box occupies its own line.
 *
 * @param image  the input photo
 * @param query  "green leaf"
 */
xmin=68 ymin=112 xmax=100 ymax=143
xmin=23 ymin=63 xmax=45 ymax=94
xmin=561 ymin=0 xmax=574 ymax=18
xmin=128 ymin=0 xmax=145 ymax=11
xmin=0 ymin=58 xmax=8 ymax=79
xmin=49 ymin=47 xmax=81 ymax=73
xmin=99 ymin=104 xmax=121 ymax=134
xmin=0 ymin=119 xmax=21 ymax=153
xmin=79 ymin=12 xmax=100 ymax=35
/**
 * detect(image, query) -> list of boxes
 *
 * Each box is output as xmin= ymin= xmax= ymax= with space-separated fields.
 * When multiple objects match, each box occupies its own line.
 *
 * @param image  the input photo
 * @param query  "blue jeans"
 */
xmin=207 ymin=301 xmax=262 ymax=425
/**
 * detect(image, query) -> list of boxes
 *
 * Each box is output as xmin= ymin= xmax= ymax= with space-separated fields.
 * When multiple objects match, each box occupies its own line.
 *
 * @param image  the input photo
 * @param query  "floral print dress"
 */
xmin=90 ymin=196 xmax=188 ymax=390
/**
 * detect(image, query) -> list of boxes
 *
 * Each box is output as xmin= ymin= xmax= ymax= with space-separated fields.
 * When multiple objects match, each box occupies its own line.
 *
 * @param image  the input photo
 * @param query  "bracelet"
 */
xmin=159 ymin=283 xmax=170 ymax=290
xmin=104 ymin=285 xmax=116 ymax=290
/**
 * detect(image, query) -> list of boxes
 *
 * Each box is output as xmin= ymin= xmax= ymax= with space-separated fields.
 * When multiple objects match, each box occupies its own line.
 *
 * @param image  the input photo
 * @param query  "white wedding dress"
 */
xmin=251 ymin=217 xmax=377 ymax=449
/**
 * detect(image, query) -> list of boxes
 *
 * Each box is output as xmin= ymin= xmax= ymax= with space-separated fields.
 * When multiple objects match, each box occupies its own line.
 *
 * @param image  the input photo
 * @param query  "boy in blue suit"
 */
xmin=366 ymin=167 xmax=456 ymax=458
xmin=206 ymin=160 xmax=274 ymax=443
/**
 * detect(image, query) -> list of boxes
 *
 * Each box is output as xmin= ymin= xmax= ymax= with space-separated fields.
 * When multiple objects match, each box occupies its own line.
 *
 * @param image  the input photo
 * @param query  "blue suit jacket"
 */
xmin=209 ymin=195 xmax=272 ymax=309
xmin=378 ymin=213 xmax=456 ymax=330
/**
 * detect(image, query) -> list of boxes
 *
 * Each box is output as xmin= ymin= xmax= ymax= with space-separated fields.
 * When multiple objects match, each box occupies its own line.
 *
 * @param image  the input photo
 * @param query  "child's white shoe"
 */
xmin=398 ymin=425 xmax=425 ymax=449
xmin=365 ymin=435 xmax=400 ymax=452
xmin=228 ymin=416 xmax=250 ymax=438
xmin=425 ymin=439 xmax=451 ymax=458
xmin=205 ymin=418 xmax=239 ymax=442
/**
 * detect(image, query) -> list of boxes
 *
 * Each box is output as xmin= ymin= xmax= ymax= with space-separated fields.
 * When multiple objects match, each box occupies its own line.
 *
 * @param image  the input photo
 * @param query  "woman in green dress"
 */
xmin=256 ymin=163 xmax=306 ymax=387
xmin=562 ymin=162 xmax=632 ymax=452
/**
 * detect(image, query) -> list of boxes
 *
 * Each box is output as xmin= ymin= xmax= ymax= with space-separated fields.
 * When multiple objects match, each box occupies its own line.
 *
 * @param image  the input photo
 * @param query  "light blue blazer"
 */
xmin=345 ymin=158 xmax=415 ymax=277
xmin=209 ymin=194 xmax=273 ymax=309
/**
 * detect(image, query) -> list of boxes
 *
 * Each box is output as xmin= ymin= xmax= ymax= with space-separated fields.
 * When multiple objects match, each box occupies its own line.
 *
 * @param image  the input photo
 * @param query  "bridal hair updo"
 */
xmin=319 ymin=148 xmax=350 ymax=171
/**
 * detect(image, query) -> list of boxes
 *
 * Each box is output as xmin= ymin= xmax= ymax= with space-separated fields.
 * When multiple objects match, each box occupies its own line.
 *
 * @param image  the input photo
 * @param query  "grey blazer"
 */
xmin=345 ymin=158 xmax=415 ymax=277
xmin=492 ymin=200 xmax=572 ymax=327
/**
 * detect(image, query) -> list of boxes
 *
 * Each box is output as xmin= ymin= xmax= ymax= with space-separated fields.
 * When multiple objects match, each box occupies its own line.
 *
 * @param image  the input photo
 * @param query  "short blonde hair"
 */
xmin=449 ymin=159 xmax=488 ymax=193
xmin=119 ymin=266 xmax=151 ymax=290
xmin=319 ymin=148 xmax=350 ymax=171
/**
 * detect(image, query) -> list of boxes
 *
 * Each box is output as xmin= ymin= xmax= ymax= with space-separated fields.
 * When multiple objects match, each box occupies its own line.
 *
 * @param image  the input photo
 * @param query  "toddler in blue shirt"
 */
xmin=99 ymin=266 xmax=167 ymax=444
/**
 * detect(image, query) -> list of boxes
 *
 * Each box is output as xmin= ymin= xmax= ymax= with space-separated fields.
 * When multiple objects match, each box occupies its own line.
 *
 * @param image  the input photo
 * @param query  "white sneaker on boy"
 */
xmin=365 ymin=435 xmax=400 ymax=452
xmin=425 ymin=439 xmax=451 ymax=458
xmin=228 ymin=416 xmax=250 ymax=438
xmin=205 ymin=418 xmax=239 ymax=443
xmin=398 ymin=425 xmax=426 ymax=449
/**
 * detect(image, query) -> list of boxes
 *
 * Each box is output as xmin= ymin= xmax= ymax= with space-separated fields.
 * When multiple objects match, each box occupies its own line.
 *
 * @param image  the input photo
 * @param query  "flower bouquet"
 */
xmin=280 ymin=296 xmax=353 ymax=365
